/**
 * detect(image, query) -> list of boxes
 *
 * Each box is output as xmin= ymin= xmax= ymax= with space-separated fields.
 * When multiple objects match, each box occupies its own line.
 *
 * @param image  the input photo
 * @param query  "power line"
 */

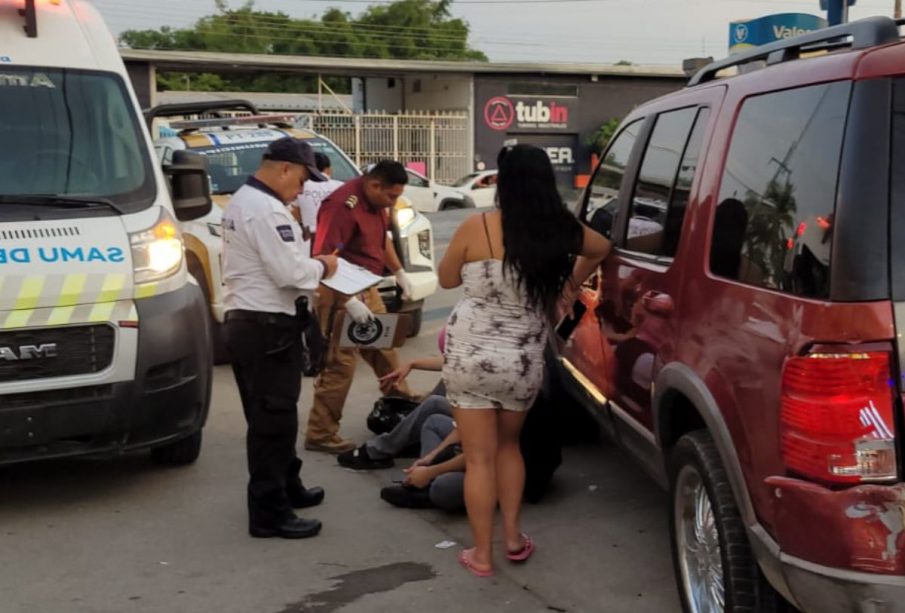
xmin=104 ymin=7 xmax=715 ymax=48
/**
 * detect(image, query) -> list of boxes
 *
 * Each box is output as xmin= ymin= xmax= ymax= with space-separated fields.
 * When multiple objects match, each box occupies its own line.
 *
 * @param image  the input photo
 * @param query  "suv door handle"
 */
xmin=642 ymin=291 xmax=674 ymax=315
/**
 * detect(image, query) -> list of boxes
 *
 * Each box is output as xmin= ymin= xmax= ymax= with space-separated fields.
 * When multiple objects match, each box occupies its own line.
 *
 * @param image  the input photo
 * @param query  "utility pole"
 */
xmin=896 ymin=0 xmax=902 ymax=19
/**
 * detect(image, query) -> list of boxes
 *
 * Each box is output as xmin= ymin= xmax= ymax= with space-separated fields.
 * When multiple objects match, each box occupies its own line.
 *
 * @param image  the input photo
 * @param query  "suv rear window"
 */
xmin=710 ymin=81 xmax=851 ymax=298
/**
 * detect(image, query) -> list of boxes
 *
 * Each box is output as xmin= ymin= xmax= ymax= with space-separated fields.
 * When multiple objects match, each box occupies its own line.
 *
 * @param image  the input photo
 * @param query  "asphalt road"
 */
xmin=0 ymin=208 xmax=681 ymax=613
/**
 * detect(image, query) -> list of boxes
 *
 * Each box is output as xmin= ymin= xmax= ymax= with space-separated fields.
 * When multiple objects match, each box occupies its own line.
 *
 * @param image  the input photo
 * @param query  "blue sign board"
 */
xmin=729 ymin=13 xmax=828 ymax=53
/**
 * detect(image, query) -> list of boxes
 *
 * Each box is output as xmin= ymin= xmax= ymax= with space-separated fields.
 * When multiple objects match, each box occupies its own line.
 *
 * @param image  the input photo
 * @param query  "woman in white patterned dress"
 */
xmin=438 ymin=145 xmax=610 ymax=577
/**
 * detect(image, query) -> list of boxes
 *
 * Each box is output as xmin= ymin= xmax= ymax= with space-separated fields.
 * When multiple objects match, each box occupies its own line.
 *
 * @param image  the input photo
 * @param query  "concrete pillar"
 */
xmin=124 ymin=60 xmax=156 ymax=109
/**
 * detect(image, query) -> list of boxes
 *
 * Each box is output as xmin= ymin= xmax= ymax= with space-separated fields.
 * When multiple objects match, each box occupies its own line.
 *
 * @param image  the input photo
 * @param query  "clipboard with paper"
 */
xmin=320 ymin=258 xmax=384 ymax=295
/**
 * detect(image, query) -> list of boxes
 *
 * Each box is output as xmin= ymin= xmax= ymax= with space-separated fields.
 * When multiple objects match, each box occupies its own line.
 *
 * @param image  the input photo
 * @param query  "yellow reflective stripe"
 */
xmin=59 ymin=273 xmax=88 ymax=307
xmin=47 ymin=305 xmax=76 ymax=326
xmin=4 ymin=310 xmax=32 ymax=329
xmin=97 ymin=273 xmax=127 ymax=303
xmin=88 ymin=301 xmax=116 ymax=322
xmin=135 ymin=283 xmax=158 ymax=299
xmin=15 ymin=276 xmax=44 ymax=311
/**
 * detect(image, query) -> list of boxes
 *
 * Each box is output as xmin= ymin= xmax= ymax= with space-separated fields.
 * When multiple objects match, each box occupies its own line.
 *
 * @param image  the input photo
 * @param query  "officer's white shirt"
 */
xmin=222 ymin=181 xmax=324 ymax=316
xmin=295 ymin=178 xmax=344 ymax=235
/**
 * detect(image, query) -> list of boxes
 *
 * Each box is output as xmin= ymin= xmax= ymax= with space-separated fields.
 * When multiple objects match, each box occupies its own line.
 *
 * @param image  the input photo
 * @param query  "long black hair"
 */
xmin=497 ymin=144 xmax=583 ymax=313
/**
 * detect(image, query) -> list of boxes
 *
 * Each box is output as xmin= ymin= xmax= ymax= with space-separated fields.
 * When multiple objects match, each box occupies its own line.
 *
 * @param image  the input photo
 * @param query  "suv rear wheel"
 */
xmin=669 ymin=430 xmax=791 ymax=613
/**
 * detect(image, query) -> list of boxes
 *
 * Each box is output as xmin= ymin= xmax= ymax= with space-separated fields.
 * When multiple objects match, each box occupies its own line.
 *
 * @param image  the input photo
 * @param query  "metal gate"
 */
xmin=298 ymin=111 xmax=470 ymax=185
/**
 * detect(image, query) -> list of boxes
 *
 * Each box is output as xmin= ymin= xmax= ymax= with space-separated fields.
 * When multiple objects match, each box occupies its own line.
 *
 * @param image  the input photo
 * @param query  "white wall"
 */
xmin=363 ymin=74 xmax=471 ymax=112
xmin=406 ymin=75 xmax=471 ymax=111
xmin=363 ymin=77 xmax=404 ymax=112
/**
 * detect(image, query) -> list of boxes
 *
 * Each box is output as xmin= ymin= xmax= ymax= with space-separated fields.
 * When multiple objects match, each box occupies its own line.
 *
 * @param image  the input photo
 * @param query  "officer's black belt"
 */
xmin=225 ymin=309 xmax=297 ymax=325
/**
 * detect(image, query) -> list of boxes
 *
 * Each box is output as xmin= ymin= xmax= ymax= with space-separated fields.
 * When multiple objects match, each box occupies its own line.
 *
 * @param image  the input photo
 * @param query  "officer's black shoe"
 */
xmin=249 ymin=515 xmax=322 ymax=539
xmin=288 ymin=485 xmax=325 ymax=509
xmin=380 ymin=485 xmax=434 ymax=509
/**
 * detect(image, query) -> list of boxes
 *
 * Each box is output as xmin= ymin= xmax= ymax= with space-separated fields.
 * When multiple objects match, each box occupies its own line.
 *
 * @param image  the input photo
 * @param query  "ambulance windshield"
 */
xmin=0 ymin=67 xmax=154 ymax=211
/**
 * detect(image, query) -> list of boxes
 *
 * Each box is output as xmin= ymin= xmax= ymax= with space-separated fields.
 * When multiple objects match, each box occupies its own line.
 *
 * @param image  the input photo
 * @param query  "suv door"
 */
xmin=556 ymin=119 xmax=644 ymax=400
xmin=602 ymin=106 xmax=710 ymax=429
xmin=575 ymin=87 xmax=723 ymax=461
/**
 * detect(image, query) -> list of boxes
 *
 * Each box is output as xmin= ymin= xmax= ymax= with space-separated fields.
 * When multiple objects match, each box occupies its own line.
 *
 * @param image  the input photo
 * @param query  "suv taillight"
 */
xmin=780 ymin=351 xmax=898 ymax=484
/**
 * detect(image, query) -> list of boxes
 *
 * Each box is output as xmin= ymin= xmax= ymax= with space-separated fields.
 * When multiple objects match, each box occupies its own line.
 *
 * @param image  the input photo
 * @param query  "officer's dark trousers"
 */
xmin=225 ymin=312 xmax=304 ymax=527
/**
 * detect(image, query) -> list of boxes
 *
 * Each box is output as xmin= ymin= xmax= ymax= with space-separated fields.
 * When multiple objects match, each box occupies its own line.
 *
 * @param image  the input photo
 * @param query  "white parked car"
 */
xmin=403 ymin=168 xmax=475 ymax=213
xmin=449 ymin=170 xmax=498 ymax=209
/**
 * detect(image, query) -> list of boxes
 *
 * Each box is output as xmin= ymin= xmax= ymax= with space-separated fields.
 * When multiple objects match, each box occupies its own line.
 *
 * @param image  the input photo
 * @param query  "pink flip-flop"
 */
xmin=506 ymin=533 xmax=535 ymax=563
xmin=458 ymin=549 xmax=494 ymax=578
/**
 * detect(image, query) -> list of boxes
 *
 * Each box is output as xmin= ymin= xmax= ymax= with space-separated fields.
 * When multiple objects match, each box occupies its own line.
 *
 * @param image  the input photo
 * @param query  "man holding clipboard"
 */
xmin=305 ymin=161 xmax=416 ymax=454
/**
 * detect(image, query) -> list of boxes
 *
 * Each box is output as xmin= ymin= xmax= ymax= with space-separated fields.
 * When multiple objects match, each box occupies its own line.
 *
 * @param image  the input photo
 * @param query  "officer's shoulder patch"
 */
xmin=345 ymin=195 xmax=358 ymax=209
xmin=276 ymin=224 xmax=295 ymax=242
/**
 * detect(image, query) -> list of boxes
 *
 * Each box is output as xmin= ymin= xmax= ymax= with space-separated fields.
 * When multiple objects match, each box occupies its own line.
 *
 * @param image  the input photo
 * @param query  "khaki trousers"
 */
xmin=305 ymin=285 xmax=412 ymax=443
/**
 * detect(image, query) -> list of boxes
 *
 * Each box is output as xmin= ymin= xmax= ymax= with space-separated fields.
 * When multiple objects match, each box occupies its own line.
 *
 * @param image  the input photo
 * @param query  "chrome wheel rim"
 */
xmin=674 ymin=465 xmax=725 ymax=613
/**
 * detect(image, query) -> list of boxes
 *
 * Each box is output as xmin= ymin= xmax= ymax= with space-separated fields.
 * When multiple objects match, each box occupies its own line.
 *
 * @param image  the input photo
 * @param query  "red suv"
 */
xmin=552 ymin=17 xmax=905 ymax=613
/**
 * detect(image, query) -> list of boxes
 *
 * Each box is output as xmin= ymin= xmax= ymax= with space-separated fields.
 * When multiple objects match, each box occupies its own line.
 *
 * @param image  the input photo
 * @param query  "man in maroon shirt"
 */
xmin=305 ymin=161 xmax=416 ymax=453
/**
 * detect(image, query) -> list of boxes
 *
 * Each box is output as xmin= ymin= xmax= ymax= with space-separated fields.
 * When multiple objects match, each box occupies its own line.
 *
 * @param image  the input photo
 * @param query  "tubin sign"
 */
xmin=729 ymin=13 xmax=828 ymax=54
xmin=483 ymin=95 xmax=572 ymax=132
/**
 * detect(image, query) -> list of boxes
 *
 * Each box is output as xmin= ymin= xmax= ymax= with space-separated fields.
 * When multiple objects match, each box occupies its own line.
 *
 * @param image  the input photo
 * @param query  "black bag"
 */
xmin=297 ymin=296 xmax=327 ymax=377
xmin=366 ymin=396 xmax=420 ymax=434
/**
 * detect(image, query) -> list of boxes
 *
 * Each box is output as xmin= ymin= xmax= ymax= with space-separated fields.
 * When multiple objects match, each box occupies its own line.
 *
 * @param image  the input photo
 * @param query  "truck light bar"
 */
xmin=169 ymin=114 xmax=298 ymax=131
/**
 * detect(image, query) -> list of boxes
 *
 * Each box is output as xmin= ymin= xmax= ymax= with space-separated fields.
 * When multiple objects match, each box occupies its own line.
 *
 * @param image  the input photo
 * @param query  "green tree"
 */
xmin=119 ymin=0 xmax=486 ymax=93
xmin=587 ymin=117 xmax=622 ymax=156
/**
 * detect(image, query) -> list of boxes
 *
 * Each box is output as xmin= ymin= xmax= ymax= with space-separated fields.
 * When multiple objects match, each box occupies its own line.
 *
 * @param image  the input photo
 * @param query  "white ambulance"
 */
xmin=0 ymin=0 xmax=213 ymax=465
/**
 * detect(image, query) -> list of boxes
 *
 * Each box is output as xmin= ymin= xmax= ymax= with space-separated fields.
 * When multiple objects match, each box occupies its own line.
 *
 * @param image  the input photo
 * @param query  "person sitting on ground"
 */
xmin=379 ymin=412 xmax=465 ymax=511
xmin=337 ymin=349 xmax=563 ymax=509
xmin=337 ymin=354 xmax=446 ymax=470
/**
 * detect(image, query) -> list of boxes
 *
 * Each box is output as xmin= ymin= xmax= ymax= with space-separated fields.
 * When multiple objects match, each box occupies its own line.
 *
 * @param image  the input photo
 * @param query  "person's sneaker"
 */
xmin=380 ymin=485 xmax=434 ymax=509
xmin=338 ymin=445 xmax=395 ymax=470
xmin=304 ymin=437 xmax=356 ymax=454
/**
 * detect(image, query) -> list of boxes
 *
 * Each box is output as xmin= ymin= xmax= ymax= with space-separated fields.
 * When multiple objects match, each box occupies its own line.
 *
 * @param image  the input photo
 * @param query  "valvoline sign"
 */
xmin=729 ymin=13 xmax=828 ymax=54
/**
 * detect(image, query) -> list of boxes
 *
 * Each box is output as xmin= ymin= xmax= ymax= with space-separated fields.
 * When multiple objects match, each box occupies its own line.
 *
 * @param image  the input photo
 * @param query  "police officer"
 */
xmin=291 ymin=152 xmax=344 ymax=255
xmin=222 ymin=137 xmax=338 ymax=539
xmin=304 ymin=160 xmax=415 ymax=454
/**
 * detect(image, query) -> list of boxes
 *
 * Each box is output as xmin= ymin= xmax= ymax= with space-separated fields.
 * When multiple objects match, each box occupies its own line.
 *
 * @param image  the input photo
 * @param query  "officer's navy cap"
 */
xmin=263 ymin=137 xmax=327 ymax=182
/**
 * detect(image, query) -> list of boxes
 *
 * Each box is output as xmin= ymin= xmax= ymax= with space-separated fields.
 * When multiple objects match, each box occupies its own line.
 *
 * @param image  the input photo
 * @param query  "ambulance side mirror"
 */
xmin=164 ymin=150 xmax=212 ymax=222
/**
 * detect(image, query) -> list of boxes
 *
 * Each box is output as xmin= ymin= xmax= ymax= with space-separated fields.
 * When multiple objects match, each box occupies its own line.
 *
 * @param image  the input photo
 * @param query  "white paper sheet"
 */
xmin=320 ymin=258 xmax=383 ymax=295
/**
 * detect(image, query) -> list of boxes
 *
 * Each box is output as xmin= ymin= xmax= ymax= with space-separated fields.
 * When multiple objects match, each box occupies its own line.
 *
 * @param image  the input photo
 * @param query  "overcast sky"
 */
xmin=90 ymin=0 xmax=899 ymax=65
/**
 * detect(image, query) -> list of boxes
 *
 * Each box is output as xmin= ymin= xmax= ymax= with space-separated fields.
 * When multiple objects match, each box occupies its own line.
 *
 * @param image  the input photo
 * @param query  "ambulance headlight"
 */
xmin=394 ymin=196 xmax=416 ymax=230
xmin=130 ymin=209 xmax=184 ymax=284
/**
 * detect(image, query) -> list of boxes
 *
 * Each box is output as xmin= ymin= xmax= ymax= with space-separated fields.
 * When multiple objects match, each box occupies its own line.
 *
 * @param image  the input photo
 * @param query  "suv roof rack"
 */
xmin=143 ymin=99 xmax=260 ymax=131
xmin=688 ymin=16 xmax=900 ymax=87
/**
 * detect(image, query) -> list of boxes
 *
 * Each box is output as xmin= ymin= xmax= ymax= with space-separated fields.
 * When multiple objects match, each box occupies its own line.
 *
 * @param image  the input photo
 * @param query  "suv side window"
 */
xmin=626 ymin=107 xmax=708 ymax=257
xmin=582 ymin=119 xmax=643 ymax=238
xmin=710 ymin=82 xmax=851 ymax=298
